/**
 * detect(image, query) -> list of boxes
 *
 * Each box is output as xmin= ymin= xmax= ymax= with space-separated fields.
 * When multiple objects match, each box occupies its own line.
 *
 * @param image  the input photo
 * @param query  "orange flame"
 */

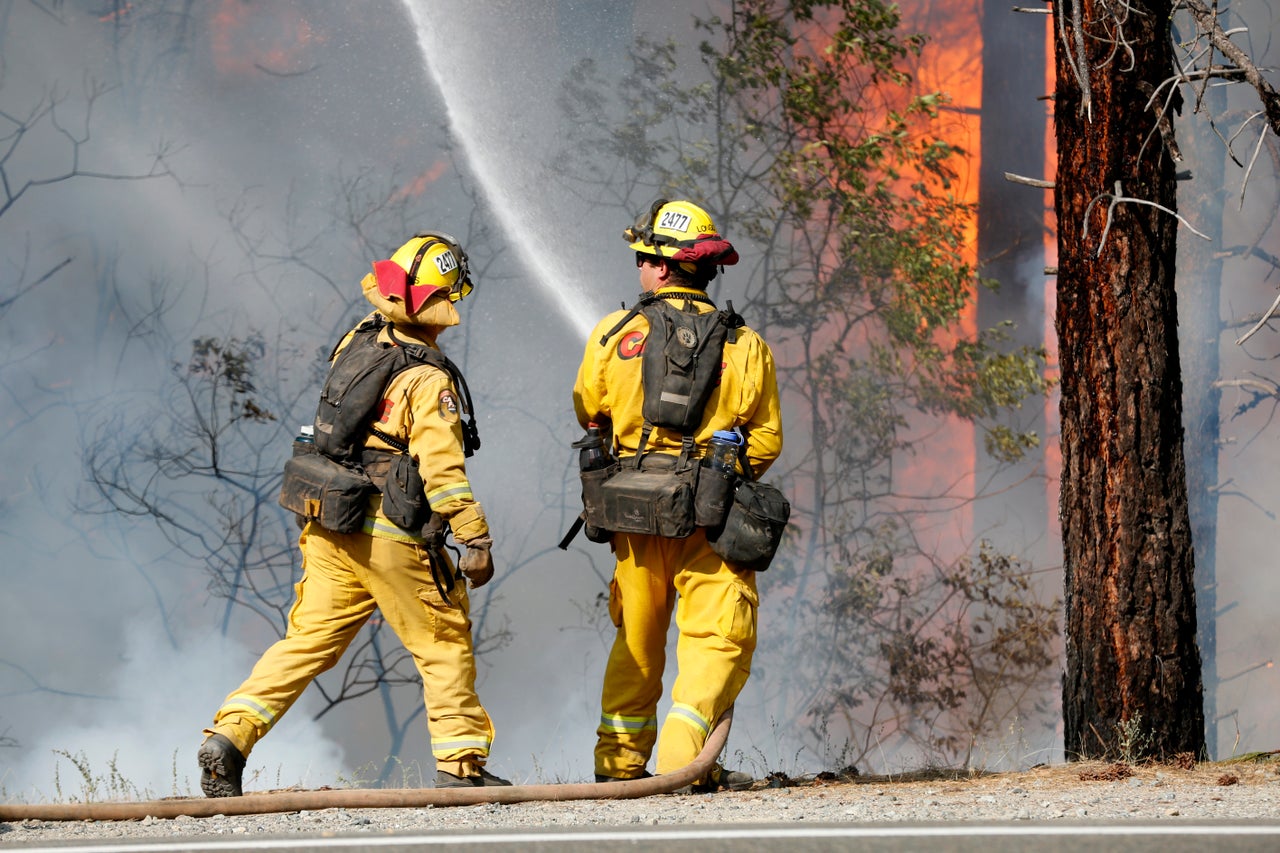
xmin=210 ymin=0 xmax=321 ymax=77
xmin=390 ymin=160 xmax=449 ymax=204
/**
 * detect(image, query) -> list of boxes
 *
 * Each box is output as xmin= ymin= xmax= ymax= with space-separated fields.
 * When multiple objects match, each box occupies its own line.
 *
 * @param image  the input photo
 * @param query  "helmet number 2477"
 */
xmin=657 ymin=210 xmax=691 ymax=233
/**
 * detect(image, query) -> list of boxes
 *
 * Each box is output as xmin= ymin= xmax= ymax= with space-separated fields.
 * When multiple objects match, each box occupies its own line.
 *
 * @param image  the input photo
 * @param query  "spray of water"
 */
xmin=401 ymin=1 xmax=602 ymax=341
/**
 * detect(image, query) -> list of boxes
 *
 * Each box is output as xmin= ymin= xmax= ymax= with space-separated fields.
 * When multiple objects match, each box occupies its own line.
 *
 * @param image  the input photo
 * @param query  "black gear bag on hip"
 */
xmin=279 ymin=442 xmax=374 ymax=534
xmin=707 ymin=479 xmax=790 ymax=572
xmin=594 ymin=447 xmax=699 ymax=539
xmin=280 ymin=313 xmax=480 ymax=535
xmin=706 ymin=443 xmax=790 ymax=572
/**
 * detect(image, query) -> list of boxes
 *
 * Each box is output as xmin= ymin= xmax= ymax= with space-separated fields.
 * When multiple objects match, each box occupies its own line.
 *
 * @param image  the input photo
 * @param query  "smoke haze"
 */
xmin=2 ymin=0 xmax=1278 ymax=802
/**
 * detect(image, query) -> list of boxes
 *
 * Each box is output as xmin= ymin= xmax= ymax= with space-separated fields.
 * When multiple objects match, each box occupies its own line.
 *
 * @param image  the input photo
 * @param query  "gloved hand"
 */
xmin=457 ymin=536 xmax=495 ymax=588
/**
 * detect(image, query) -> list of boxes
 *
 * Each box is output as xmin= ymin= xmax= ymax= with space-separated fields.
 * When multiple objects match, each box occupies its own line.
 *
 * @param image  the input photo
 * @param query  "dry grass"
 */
xmin=768 ymin=752 xmax=1280 ymax=797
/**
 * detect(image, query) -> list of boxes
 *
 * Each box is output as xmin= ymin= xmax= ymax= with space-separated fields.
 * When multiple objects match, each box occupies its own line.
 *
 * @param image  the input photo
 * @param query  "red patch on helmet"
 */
xmin=373 ymin=259 xmax=448 ymax=314
xmin=438 ymin=388 xmax=460 ymax=422
xmin=618 ymin=330 xmax=646 ymax=360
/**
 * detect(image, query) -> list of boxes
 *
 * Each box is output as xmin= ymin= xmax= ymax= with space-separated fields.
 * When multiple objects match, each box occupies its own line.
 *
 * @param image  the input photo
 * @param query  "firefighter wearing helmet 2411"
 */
xmin=572 ymin=198 xmax=784 ymax=793
xmin=198 ymin=231 xmax=511 ymax=797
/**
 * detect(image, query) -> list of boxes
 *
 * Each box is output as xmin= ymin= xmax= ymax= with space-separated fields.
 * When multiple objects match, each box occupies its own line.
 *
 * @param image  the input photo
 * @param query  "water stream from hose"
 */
xmin=401 ymin=1 xmax=603 ymax=341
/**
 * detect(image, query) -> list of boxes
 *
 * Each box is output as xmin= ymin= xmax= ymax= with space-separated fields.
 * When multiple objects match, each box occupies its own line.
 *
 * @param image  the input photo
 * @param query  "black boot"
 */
xmin=197 ymin=733 xmax=246 ymax=798
xmin=435 ymin=767 xmax=513 ymax=788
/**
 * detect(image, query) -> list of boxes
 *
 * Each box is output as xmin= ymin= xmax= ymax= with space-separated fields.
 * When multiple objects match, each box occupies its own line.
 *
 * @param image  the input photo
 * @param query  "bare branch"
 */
xmin=1082 ymin=180 xmax=1210 ymax=257
xmin=1060 ymin=0 xmax=1093 ymax=120
xmin=1234 ymin=290 xmax=1280 ymax=346
xmin=1004 ymin=172 xmax=1055 ymax=189
xmin=1180 ymin=0 xmax=1280 ymax=135
xmin=0 ymin=256 xmax=70 ymax=314
xmin=1238 ymin=116 xmax=1270 ymax=208
xmin=1213 ymin=376 xmax=1280 ymax=397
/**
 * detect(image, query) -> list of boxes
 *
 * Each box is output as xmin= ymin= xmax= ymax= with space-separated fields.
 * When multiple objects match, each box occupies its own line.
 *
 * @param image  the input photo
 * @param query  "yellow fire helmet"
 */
xmin=623 ymin=199 xmax=739 ymax=267
xmin=372 ymin=231 xmax=474 ymax=314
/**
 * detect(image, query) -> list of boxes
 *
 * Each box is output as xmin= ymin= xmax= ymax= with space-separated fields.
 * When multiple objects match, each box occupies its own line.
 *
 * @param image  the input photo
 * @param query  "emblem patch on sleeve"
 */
xmin=438 ymin=388 xmax=460 ymax=423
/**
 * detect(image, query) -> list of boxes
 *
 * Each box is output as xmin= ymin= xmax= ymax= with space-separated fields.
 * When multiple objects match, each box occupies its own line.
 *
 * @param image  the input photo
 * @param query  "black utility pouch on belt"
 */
xmin=579 ymin=460 xmax=622 ymax=532
xmin=279 ymin=453 xmax=374 ymax=534
xmin=380 ymin=452 xmax=429 ymax=531
xmin=706 ymin=449 xmax=790 ymax=572
xmin=693 ymin=461 xmax=736 ymax=528
xmin=596 ymin=454 xmax=699 ymax=539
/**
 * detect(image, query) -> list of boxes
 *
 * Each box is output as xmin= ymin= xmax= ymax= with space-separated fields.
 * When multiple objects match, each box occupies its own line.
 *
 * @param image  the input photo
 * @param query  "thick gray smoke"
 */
xmin=0 ymin=0 xmax=669 ymax=798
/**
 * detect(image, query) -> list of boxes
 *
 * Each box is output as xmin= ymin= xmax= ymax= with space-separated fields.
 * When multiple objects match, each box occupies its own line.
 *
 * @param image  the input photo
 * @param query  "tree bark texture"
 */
xmin=1053 ymin=0 xmax=1206 ymax=760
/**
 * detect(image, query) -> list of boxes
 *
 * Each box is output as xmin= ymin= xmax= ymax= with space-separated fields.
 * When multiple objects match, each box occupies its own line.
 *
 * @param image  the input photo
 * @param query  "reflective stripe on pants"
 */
xmin=593 ymin=528 xmax=758 ymax=778
xmin=208 ymin=523 xmax=494 ymax=766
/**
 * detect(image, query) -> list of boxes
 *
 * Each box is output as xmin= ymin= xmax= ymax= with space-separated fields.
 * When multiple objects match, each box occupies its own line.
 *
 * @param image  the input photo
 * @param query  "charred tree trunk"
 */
xmin=1053 ymin=0 xmax=1205 ymax=760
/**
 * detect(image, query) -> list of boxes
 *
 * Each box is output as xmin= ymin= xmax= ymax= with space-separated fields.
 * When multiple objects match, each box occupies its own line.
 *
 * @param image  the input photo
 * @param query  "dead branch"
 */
xmin=1058 ymin=0 xmax=1092 ymax=120
xmin=1215 ymin=244 xmax=1280 ymax=271
xmin=1180 ymin=0 xmax=1280 ymax=136
xmin=1238 ymin=113 xmax=1270 ymax=208
xmin=1136 ymin=79 xmax=1183 ymax=163
xmin=1213 ymin=377 xmax=1280 ymax=397
xmin=1004 ymin=172 xmax=1055 ymax=188
xmin=1082 ymin=180 xmax=1210 ymax=257
xmin=1234 ymin=290 xmax=1280 ymax=346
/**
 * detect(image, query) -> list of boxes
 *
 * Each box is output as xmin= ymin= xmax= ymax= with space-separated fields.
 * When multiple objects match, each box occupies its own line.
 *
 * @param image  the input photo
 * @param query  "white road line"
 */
xmin=17 ymin=823 xmax=1280 ymax=852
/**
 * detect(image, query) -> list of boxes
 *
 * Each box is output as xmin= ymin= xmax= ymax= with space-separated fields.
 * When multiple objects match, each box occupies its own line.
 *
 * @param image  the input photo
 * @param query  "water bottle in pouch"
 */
xmin=696 ymin=429 xmax=741 ymax=528
xmin=293 ymin=424 xmax=317 ymax=456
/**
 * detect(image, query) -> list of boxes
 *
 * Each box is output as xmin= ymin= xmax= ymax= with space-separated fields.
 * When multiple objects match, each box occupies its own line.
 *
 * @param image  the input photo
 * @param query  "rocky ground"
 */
xmin=2 ymin=758 xmax=1278 ymax=844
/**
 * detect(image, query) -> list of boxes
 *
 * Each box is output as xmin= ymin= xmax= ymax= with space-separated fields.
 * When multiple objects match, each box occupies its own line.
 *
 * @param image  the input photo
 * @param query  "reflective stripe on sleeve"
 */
xmin=427 ymin=481 xmax=474 ymax=509
xmin=666 ymin=703 xmax=711 ymax=736
xmin=598 ymin=713 xmax=658 ymax=734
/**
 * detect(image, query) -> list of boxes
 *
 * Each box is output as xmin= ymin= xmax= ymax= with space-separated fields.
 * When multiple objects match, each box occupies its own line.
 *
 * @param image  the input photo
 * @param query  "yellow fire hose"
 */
xmin=0 ymin=709 xmax=733 ymax=822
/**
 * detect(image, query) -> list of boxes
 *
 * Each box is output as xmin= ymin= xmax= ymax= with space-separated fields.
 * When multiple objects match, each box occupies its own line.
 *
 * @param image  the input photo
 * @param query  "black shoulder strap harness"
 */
xmin=599 ymin=290 xmax=744 ymax=460
xmin=313 ymin=313 xmax=480 ymax=463
xmin=560 ymin=292 xmax=743 ymax=549
xmin=312 ymin=314 xmax=478 ymax=603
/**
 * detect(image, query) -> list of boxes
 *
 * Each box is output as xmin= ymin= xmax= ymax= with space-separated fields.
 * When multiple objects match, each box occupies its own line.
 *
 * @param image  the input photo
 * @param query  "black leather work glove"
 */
xmin=458 ymin=536 xmax=495 ymax=588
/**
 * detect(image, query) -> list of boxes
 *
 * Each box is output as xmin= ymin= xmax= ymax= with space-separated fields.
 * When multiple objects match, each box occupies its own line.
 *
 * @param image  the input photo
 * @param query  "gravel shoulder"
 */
xmin=2 ymin=759 xmax=1278 ymax=844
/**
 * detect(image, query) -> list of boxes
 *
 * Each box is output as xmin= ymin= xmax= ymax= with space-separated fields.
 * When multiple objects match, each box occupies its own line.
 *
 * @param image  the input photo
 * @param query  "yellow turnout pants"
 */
xmin=206 ymin=524 xmax=494 ymax=776
xmin=594 ymin=529 xmax=758 ymax=779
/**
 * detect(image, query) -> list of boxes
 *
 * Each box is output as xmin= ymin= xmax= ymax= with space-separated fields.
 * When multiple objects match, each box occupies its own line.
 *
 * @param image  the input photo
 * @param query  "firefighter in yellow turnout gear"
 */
xmin=574 ymin=200 xmax=783 ymax=790
xmin=198 ymin=233 xmax=510 ymax=796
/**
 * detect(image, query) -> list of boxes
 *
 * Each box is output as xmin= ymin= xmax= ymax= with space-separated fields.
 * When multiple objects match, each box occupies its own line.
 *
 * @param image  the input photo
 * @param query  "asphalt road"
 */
xmin=11 ymin=820 xmax=1280 ymax=853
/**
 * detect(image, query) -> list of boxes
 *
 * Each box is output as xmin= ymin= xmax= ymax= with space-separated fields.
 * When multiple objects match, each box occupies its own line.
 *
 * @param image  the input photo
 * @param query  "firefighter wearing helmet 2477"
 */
xmin=197 ymin=232 xmax=511 ymax=796
xmin=573 ymin=199 xmax=784 ymax=791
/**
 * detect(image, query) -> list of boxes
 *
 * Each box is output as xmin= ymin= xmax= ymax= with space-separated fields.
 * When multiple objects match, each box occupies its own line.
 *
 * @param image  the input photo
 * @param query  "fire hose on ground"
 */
xmin=0 ymin=709 xmax=733 ymax=822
